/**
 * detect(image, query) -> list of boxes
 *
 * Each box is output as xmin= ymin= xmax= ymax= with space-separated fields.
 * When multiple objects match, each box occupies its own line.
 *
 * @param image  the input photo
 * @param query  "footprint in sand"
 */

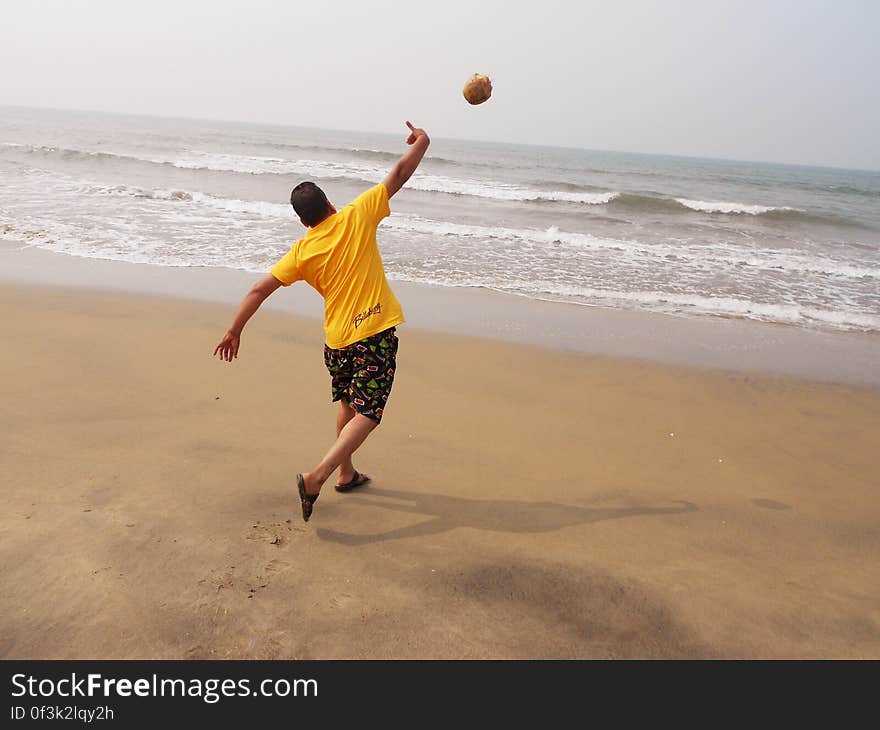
xmin=245 ymin=519 xmax=302 ymax=546
xmin=264 ymin=558 xmax=291 ymax=577
xmin=329 ymin=593 xmax=355 ymax=610
xmin=245 ymin=558 xmax=292 ymax=599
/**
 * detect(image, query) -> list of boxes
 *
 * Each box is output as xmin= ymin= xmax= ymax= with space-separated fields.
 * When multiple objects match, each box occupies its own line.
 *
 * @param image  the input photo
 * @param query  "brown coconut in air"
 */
xmin=463 ymin=74 xmax=493 ymax=105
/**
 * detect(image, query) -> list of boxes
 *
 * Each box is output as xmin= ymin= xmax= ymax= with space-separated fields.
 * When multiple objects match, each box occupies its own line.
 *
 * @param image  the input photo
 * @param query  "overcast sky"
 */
xmin=2 ymin=0 xmax=878 ymax=169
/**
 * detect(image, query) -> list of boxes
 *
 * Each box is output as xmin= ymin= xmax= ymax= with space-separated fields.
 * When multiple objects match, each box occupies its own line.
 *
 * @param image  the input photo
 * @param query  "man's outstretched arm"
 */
xmin=213 ymin=274 xmax=282 ymax=362
xmin=383 ymin=121 xmax=430 ymax=199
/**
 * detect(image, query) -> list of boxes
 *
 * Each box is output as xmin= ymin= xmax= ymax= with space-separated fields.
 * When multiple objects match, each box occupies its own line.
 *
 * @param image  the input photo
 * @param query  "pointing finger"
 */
xmin=406 ymin=121 xmax=415 ymax=131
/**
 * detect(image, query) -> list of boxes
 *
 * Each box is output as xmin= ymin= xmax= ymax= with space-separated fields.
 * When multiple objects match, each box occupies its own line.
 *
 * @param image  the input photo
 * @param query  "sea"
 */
xmin=2 ymin=105 xmax=879 ymax=334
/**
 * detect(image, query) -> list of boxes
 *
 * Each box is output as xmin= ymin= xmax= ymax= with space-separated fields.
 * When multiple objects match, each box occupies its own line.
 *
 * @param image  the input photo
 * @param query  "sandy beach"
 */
xmin=2 ymin=281 xmax=879 ymax=659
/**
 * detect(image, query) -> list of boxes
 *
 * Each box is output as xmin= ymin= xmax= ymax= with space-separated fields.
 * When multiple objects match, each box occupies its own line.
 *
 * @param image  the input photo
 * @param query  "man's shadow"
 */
xmin=316 ymin=487 xmax=697 ymax=545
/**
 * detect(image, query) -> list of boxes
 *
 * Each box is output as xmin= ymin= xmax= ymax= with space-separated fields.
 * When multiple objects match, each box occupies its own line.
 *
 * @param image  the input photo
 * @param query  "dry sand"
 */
xmin=2 ymin=283 xmax=879 ymax=658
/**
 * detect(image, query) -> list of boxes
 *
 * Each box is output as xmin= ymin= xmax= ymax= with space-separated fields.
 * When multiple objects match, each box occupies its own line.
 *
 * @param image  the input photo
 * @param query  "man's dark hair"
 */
xmin=290 ymin=182 xmax=330 ymax=226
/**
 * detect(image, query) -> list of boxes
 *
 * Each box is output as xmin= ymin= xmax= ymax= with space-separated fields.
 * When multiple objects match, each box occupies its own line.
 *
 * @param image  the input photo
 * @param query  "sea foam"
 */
xmin=675 ymin=198 xmax=797 ymax=215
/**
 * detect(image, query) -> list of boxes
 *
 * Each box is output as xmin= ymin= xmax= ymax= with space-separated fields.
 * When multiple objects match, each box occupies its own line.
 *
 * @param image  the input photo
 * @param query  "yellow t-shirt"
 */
xmin=270 ymin=183 xmax=405 ymax=349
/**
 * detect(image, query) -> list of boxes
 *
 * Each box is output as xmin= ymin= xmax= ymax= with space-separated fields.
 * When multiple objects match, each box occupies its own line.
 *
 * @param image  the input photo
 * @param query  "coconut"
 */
xmin=463 ymin=74 xmax=492 ymax=105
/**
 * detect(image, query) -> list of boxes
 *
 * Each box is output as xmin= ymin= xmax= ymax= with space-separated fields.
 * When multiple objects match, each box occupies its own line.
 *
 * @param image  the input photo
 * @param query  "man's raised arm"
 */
xmin=383 ymin=121 xmax=430 ymax=199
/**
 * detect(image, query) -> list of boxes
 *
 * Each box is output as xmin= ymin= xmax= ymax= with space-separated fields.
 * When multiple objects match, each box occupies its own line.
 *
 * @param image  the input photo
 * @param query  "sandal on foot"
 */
xmin=335 ymin=471 xmax=371 ymax=493
xmin=296 ymin=473 xmax=319 ymax=522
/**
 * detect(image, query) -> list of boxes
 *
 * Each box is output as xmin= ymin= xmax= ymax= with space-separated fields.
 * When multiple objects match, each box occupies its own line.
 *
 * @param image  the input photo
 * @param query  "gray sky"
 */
xmin=2 ymin=0 xmax=878 ymax=169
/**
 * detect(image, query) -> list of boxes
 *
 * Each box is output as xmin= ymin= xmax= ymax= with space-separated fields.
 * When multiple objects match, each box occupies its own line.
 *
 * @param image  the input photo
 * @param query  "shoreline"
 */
xmin=2 ymin=240 xmax=879 ymax=389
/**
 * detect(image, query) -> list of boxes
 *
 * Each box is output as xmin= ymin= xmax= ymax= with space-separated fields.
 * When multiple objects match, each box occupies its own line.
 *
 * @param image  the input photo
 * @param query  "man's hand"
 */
xmin=383 ymin=120 xmax=430 ymax=198
xmin=214 ymin=330 xmax=240 ymax=362
xmin=405 ymin=121 xmax=428 ymax=146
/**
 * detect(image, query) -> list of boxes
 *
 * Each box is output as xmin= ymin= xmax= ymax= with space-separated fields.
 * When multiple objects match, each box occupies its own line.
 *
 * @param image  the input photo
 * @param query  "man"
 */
xmin=213 ymin=121 xmax=430 ymax=522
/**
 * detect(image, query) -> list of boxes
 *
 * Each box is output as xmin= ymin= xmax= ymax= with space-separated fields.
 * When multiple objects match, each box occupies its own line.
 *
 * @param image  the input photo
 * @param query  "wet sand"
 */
xmin=2 ymin=283 xmax=879 ymax=658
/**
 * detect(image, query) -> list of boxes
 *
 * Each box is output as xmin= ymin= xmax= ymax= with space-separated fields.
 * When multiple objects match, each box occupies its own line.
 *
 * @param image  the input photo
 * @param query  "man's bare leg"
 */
xmin=335 ymin=400 xmax=358 ymax=484
xmin=302 ymin=413 xmax=377 ymax=496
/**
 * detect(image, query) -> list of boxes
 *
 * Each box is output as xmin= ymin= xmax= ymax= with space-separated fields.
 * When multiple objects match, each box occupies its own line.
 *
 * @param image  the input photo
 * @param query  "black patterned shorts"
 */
xmin=323 ymin=327 xmax=399 ymax=423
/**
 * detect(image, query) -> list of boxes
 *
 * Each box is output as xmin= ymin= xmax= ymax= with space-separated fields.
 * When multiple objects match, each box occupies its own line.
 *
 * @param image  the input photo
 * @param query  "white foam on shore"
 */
xmin=2 ymin=167 xmax=878 ymax=334
xmin=77 ymin=183 xmax=194 ymax=201
xmin=34 ymin=179 xmax=880 ymax=282
xmin=385 ymin=272 xmax=880 ymax=332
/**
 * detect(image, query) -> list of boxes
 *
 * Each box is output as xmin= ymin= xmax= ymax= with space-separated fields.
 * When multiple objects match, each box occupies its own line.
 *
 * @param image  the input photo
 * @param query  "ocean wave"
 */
xmin=67 ymin=181 xmax=880 ymax=281
xmin=7 ymin=211 xmax=874 ymax=334
xmin=252 ymin=141 xmax=402 ymax=163
xmin=534 ymin=179 xmax=610 ymax=193
xmin=600 ymin=192 xmax=870 ymax=229
xmin=246 ymin=139 xmax=467 ymax=166
xmin=611 ymin=193 xmax=686 ymax=213
xmin=408 ymin=174 xmax=619 ymax=204
xmin=3 ymin=206 xmax=877 ymax=334
xmin=172 ymin=151 xmax=621 ymax=204
xmin=671 ymin=198 xmax=871 ymax=228
xmin=821 ymin=184 xmax=880 ymax=198
xmin=591 ymin=190 xmax=800 ymax=218
xmin=2 ymin=143 xmax=620 ymax=206
xmin=1 ymin=142 xmax=153 ymax=165
xmin=675 ymin=198 xmax=798 ymax=215
xmin=7 ymin=142 xmax=871 ymax=222
xmin=34 ymin=176 xmax=878 ymax=281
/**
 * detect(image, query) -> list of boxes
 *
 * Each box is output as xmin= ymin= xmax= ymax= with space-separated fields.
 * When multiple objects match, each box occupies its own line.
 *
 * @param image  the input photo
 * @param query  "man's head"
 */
xmin=290 ymin=182 xmax=335 ymax=227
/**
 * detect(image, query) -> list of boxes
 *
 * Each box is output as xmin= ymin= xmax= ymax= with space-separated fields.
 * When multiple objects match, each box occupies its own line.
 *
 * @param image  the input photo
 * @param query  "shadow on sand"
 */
xmin=316 ymin=487 xmax=697 ymax=545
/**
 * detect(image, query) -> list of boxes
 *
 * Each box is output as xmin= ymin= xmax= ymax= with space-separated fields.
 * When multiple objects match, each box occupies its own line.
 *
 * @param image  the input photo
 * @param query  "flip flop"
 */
xmin=296 ymin=473 xmax=319 ymax=522
xmin=335 ymin=471 xmax=371 ymax=493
